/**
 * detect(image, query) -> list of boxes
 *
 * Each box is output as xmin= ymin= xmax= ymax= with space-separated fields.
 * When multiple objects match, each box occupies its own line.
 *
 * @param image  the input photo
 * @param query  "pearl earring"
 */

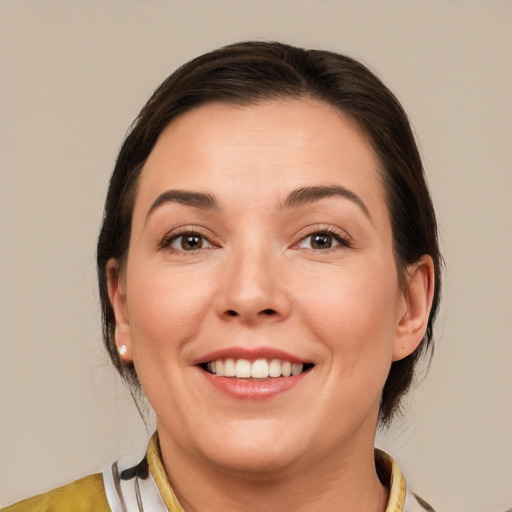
xmin=118 ymin=345 xmax=128 ymax=356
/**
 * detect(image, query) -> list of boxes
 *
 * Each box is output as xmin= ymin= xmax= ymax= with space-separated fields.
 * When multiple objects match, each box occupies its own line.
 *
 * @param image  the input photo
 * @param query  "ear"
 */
xmin=393 ymin=255 xmax=435 ymax=362
xmin=106 ymin=259 xmax=133 ymax=363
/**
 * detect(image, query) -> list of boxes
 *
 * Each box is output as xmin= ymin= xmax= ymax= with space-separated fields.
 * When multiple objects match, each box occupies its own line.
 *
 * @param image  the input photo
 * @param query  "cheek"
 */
xmin=298 ymin=264 xmax=400 ymax=374
xmin=125 ymin=264 xmax=215 ymax=358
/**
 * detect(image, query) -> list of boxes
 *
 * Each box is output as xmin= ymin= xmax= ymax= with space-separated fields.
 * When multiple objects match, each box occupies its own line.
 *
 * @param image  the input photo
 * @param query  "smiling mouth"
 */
xmin=200 ymin=358 xmax=314 ymax=379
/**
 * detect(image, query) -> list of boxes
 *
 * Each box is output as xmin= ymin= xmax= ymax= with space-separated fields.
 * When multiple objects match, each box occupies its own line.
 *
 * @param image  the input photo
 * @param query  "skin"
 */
xmin=108 ymin=99 xmax=434 ymax=512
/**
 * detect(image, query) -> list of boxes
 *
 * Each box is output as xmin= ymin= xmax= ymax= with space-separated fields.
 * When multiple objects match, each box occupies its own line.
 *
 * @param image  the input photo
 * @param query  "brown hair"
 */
xmin=97 ymin=41 xmax=442 ymax=426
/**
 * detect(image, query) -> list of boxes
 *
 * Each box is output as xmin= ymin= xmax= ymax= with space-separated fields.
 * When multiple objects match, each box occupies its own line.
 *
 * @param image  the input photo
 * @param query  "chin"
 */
xmin=207 ymin=447 xmax=300 ymax=479
xmin=197 ymin=422 xmax=308 ymax=478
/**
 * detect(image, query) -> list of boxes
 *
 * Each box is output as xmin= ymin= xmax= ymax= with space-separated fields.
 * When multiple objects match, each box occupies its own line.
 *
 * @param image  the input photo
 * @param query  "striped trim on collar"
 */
xmin=103 ymin=433 xmax=434 ymax=511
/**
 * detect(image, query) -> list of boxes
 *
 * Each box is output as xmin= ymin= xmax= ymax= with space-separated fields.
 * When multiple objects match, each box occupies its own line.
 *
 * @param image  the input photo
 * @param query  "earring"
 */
xmin=118 ymin=345 xmax=128 ymax=357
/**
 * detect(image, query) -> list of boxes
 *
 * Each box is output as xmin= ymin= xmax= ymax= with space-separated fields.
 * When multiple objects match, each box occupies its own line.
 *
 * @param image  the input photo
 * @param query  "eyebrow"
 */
xmin=283 ymin=185 xmax=372 ymax=220
xmin=146 ymin=190 xmax=219 ymax=222
xmin=145 ymin=185 xmax=371 ymax=222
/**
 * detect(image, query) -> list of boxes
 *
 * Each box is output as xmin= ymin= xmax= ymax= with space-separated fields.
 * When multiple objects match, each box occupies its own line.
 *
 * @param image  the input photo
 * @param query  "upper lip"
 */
xmin=193 ymin=347 xmax=311 ymax=366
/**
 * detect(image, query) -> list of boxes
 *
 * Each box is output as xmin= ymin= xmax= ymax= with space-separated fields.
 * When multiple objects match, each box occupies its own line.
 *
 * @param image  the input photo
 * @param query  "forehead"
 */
xmin=134 ymin=98 xmax=386 ymax=219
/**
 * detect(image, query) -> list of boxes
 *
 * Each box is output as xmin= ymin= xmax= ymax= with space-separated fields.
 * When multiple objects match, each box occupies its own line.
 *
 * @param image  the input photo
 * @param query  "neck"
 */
xmin=157 ymin=429 xmax=389 ymax=512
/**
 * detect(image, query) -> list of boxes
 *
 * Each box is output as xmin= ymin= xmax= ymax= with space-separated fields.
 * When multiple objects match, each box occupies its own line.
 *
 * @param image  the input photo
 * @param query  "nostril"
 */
xmin=223 ymin=308 xmax=278 ymax=318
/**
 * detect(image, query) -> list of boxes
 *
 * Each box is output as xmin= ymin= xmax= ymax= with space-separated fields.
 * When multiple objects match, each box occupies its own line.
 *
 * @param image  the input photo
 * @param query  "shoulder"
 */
xmin=1 ymin=473 xmax=111 ymax=512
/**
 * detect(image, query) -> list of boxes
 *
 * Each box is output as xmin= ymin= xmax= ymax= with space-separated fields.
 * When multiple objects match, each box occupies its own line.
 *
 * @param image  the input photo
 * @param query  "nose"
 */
xmin=215 ymin=243 xmax=292 ymax=324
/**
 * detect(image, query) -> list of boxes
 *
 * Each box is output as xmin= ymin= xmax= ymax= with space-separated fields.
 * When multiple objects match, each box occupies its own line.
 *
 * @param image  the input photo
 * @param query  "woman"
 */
xmin=3 ymin=41 xmax=440 ymax=512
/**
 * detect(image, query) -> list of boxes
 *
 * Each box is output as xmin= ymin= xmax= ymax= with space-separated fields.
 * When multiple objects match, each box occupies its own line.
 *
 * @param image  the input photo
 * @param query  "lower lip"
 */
xmin=200 ymin=369 xmax=307 ymax=400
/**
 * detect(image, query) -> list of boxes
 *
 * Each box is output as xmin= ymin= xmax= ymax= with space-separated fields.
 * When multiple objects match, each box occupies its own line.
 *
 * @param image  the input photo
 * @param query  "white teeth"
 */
xmin=224 ymin=358 xmax=235 ymax=377
xmin=206 ymin=358 xmax=307 ymax=379
xmin=235 ymin=359 xmax=251 ymax=378
xmin=268 ymin=359 xmax=282 ymax=378
xmin=291 ymin=363 xmax=303 ymax=376
xmin=281 ymin=361 xmax=292 ymax=377
xmin=251 ymin=359 xmax=269 ymax=378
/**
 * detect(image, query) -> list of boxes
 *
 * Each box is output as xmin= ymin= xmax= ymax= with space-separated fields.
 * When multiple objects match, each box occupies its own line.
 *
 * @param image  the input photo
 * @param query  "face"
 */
xmin=109 ymin=99 xmax=422 ymax=477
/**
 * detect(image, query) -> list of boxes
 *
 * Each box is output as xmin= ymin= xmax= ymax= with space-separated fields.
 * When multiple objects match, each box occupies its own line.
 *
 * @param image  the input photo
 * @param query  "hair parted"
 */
xmin=97 ymin=40 xmax=442 ymax=426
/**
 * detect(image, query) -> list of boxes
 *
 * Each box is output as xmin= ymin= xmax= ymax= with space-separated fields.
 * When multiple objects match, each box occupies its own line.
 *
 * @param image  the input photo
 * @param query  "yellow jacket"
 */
xmin=2 ymin=434 xmax=434 ymax=512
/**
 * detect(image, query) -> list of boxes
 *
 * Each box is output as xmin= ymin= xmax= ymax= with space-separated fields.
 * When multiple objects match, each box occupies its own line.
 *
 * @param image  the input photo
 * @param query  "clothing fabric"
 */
xmin=2 ymin=433 xmax=435 ymax=511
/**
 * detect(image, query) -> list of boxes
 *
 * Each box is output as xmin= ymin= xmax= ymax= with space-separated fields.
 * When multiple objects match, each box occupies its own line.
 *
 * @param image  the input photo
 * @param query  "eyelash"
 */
xmin=159 ymin=225 xmax=352 ymax=254
xmin=294 ymin=226 xmax=353 ymax=252
xmin=159 ymin=228 xmax=216 ymax=253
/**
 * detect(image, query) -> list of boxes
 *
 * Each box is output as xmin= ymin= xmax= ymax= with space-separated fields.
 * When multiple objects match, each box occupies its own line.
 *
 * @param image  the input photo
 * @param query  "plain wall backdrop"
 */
xmin=1 ymin=1 xmax=511 ymax=510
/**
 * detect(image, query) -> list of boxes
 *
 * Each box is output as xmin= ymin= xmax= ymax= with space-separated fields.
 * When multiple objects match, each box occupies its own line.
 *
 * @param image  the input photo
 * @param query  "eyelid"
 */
xmin=159 ymin=226 xmax=220 ymax=252
xmin=291 ymin=224 xmax=353 ymax=250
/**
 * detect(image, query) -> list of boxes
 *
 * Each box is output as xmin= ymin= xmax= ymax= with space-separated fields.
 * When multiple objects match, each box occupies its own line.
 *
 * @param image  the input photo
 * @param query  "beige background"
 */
xmin=1 ymin=1 xmax=511 ymax=510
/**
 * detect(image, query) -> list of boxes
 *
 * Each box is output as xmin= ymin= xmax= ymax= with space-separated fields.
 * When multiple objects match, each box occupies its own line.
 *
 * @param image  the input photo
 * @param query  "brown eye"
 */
xmin=181 ymin=235 xmax=203 ymax=250
xmin=310 ymin=234 xmax=333 ymax=249
xmin=297 ymin=231 xmax=347 ymax=250
xmin=169 ymin=233 xmax=211 ymax=251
